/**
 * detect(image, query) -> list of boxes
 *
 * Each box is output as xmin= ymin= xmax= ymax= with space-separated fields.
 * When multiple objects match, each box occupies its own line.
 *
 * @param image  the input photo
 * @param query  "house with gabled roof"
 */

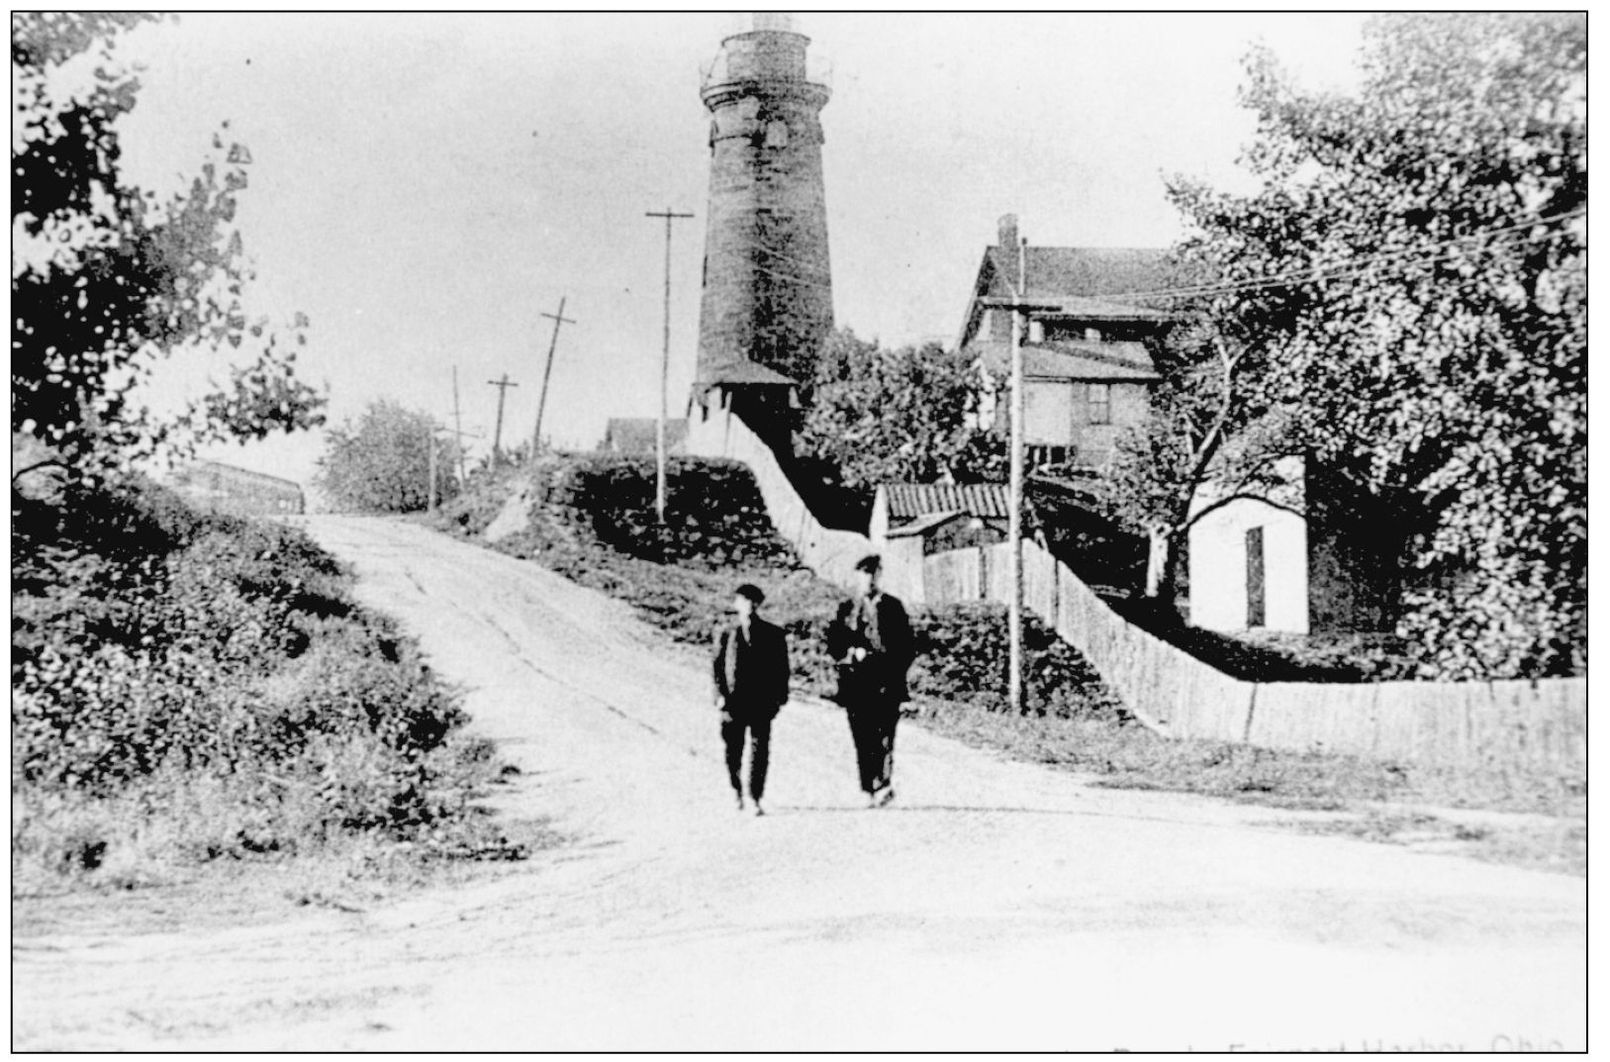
xmin=955 ymin=214 xmax=1179 ymax=472
xmin=600 ymin=417 xmax=689 ymax=457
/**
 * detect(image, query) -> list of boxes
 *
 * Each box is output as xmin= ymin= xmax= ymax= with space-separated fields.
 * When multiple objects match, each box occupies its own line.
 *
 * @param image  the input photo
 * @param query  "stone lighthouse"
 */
xmin=692 ymin=13 xmax=833 ymax=434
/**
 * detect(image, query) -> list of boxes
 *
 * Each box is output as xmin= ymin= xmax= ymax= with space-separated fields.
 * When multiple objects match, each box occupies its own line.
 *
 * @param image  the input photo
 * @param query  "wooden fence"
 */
xmin=688 ymin=403 xmax=1586 ymax=772
xmin=920 ymin=541 xmax=1586 ymax=772
xmin=685 ymin=400 xmax=873 ymax=590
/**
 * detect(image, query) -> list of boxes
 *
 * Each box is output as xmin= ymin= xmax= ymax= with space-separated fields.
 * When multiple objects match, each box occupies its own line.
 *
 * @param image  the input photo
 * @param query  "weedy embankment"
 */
xmin=12 ymin=475 xmax=527 ymax=900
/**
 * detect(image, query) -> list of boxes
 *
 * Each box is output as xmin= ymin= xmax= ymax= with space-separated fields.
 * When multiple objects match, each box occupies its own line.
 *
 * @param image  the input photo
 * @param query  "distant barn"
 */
xmin=168 ymin=460 xmax=305 ymax=516
xmin=599 ymin=418 xmax=688 ymax=457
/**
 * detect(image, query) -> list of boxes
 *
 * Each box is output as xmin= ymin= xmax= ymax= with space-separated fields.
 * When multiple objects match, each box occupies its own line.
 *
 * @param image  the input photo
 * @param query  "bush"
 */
xmin=910 ymin=603 xmax=1125 ymax=718
xmin=11 ymin=475 xmax=517 ymax=885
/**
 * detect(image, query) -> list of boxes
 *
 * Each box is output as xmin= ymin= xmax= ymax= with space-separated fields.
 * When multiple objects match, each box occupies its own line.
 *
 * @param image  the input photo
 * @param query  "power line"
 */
xmin=1100 ymin=208 xmax=1585 ymax=304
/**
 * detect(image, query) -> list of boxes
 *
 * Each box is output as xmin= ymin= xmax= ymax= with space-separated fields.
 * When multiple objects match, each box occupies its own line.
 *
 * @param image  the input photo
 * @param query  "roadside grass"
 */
xmin=433 ymin=454 xmax=1585 ymax=876
xmin=11 ymin=474 xmax=533 ymax=899
xmin=914 ymin=698 xmax=1586 ymax=875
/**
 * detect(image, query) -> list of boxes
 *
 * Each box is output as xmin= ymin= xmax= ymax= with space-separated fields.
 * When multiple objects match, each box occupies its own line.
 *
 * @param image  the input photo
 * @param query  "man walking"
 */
xmin=712 ymin=583 xmax=790 ymax=816
xmin=827 ymin=555 xmax=915 ymax=808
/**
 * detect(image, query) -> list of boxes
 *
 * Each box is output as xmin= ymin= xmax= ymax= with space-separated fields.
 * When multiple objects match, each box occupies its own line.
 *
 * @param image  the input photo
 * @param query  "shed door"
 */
xmin=1245 ymin=526 xmax=1266 ymax=628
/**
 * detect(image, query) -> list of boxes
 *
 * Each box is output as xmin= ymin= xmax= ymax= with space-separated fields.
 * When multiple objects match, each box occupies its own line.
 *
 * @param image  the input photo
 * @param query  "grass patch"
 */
xmin=12 ymin=474 xmax=530 ymax=896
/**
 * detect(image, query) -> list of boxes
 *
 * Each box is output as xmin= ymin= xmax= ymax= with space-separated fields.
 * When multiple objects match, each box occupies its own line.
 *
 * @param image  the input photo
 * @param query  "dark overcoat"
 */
xmin=712 ymin=617 xmax=790 ymax=717
xmin=826 ymin=592 xmax=915 ymax=705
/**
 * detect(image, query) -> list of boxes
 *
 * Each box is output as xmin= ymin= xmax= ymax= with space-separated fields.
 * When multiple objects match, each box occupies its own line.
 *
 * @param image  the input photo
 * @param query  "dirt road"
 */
xmin=13 ymin=517 xmax=1586 ymax=1051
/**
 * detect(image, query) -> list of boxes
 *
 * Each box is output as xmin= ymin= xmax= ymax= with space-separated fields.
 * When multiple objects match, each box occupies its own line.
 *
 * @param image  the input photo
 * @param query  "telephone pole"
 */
xmin=646 ymin=206 xmax=694 ymax=524
xmin=487 ymin=373 xmax=519 ymax=467
xmin=532 ymin=296 xmax=576 ymax=458
xmin=452 ymin=366 xmax=467 ymax=484
xmin=427 ymin=428 xmax=439 ymax=512
xmin=984 ymin=235 xmax=1057 ymax=715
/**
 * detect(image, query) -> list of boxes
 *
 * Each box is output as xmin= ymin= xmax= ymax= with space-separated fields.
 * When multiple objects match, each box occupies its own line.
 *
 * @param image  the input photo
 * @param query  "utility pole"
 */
xmin=532 ymin=296 xmax=576 ymax=458
xmin=427 ymin=428 xmax=439 ymax=512
xmin=452 ymin=366 xmax=467 ymax=485
xmin=487 ymin=373 xmax=519 ymax=467
xmin=985 ymin=240 xmax=1057 ymax=715
xmin=1009 ymin=237 xmax=1027 ymax=715
xmin=646 ymin=206 xmax=694 ymax=524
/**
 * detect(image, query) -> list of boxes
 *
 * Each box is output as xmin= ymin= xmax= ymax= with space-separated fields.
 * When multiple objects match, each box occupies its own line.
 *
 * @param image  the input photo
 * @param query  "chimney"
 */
xmin=997 ymin=213 xmax=1019 ymax=251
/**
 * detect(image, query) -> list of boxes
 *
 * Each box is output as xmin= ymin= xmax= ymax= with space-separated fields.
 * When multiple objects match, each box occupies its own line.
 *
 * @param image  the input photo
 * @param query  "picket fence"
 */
xmin=688 ymin=403 xmax=1587 ymax=771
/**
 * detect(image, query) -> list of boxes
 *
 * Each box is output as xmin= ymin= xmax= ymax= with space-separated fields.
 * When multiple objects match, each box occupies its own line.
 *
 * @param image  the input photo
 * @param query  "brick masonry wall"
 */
xmin=696 ymin=31 xmax=833 ymax=388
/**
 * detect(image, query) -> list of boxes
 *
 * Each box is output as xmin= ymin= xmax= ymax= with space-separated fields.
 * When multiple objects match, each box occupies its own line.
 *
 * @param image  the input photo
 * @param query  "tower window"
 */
xmin=765 ymin=120 xmax=789 ymax=148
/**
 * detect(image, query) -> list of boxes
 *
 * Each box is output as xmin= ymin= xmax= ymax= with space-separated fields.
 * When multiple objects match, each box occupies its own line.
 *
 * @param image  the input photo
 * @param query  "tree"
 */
xmin=315 ymin=400 xmax=460 ymax=514
xmin=1099 ymin=314 xmax=1301 ymax=601
xmin=795 ymin=329 xmax=1005 ymax=492
xmin=11 ymin=13 xmax=325 ymax=483
xmin=1163 ymin=13 xmax=1584 ymax=677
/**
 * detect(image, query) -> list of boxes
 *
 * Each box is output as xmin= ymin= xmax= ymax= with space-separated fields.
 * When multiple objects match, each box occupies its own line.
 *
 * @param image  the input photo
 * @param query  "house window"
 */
xmin=1085 ymin=327 xmax=1102 ymax=342
xmin=1028 ymin=319 xmax=1044 ymax=343
xmin=1087 ymin=383 xmax=1111 ymax=424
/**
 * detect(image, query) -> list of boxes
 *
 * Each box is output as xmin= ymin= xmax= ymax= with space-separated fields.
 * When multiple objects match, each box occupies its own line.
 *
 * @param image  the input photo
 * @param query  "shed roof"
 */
xmin=879 ymin=482 xmax=1012 ymax=521
xmin=885 ymin=510 xmax=964 ymax=539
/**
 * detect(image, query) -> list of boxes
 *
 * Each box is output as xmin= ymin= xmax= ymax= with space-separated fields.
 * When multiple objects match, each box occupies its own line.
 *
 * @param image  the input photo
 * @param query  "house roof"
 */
xmin=602 ymin=417 xmax=688 ymax=453
xmin=973 ymin=339 xmax=1162 ymax=382
xmin=178 ymin=460 xmax=304 ymax=494
xmin=957 ymin=245 xmax=1188 ymax=349
xmin=880 ymin=482 xmax=1013 ymax=522
xmin=989 ymin=246 xmax=1180 ymax=306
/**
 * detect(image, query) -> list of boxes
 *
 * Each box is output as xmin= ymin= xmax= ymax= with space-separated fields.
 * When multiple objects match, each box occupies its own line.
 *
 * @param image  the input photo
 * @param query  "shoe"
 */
xmin=753 ymin=802 xmax=765 ymax=817
xmin=865 ymin=792 xmax=878 ymax=808
xmin=874 ymin=787 xmax=896 ymax=808
xmin=734 ymin=792 xmax=746 ymax=811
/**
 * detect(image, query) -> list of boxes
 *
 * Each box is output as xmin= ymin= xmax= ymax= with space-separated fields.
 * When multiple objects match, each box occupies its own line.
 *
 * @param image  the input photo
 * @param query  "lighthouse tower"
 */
xmin=692 ymin=13 xmax=833 ymax=429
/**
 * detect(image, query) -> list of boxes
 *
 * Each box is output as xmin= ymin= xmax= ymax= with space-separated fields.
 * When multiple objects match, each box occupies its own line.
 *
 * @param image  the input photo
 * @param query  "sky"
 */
xmin=101 ymin=11 xmax=1369 ymax=489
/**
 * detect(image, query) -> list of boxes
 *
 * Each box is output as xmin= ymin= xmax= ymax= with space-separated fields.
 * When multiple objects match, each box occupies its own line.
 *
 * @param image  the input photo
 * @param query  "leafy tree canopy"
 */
xmin=12 ymin=12 xmax=325 ymax=482
xmin=315 ymin=400 xmax=459 ymax=514
xmin=795 ymin=329 xmax=1005 ymax=493
xmin=1163 ymin=12 xmax=1584 ymax=678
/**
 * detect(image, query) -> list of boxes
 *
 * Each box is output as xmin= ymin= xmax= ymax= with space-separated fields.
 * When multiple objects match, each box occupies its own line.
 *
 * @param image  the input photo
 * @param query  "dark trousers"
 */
xmin=721 ymin=711 xmax=773 ymax=801
xmin=845 ymin=699 xmax=900 ymax=795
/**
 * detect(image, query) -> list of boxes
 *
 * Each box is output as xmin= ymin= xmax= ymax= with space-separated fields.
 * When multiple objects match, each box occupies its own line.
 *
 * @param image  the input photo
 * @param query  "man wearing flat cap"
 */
xmin=826 ymin=554 xmax=916 ymax=807
xmin=712 ymin=582 xmax=790 ymax=816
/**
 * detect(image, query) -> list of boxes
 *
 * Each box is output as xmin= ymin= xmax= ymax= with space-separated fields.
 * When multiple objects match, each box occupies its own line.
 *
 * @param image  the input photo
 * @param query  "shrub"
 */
xmin=910 ymin=603 xmax=1125 ymax=719
xmin=11 ymin=474 xmax=517 ymax=885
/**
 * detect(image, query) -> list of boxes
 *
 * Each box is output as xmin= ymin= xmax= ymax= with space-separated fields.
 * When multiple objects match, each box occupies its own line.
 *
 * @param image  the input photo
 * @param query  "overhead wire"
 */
xmin=700 ymin=208 xmax=1584 ymax=306
xmin=1097 ymin=208 xmax=1585 ymax=304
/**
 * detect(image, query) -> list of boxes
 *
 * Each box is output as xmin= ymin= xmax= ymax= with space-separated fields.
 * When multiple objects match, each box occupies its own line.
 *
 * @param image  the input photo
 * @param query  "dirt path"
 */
xmin=13 ymin=517 xmax=1586 ymax=1051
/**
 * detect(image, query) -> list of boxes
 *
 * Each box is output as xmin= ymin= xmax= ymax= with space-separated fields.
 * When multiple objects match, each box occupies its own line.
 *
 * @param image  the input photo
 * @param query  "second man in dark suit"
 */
xmin=712 ymin=583 xmax=790 ymax=816
xmin=826 ymin=554 xmax=916 ymax=808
